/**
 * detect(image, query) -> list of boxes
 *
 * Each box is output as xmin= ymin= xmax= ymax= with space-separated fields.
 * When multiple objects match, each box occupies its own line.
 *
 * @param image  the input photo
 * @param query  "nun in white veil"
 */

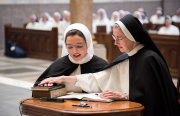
xmin=26 ymin=14 xmax=40 ymax=30
xmin=96 ymin=8 xmax=111 ymax=34
xmin=172 ymin=8 xmax=180 ymax=22
xmin=124 ymin=11 xmax=130 ymax=16
xmin=133 ymin=11 xmax=143 ymax=24
xmin=110 ymin=11 xmax=120 ymax=26
xmin=39 ymin=12 xmax=54 ymax=24
xmin=38 ymin=12 xmax=53 ymax=30
xmin=53 ymin=12 xmax=62 ymax=27
xmin=119 ymin=10 xmax=125 ymax=19
xmin=35 ymin=23 xmax=108 ymax=93
xmin=158 ymin=15 xmax=179 ymax=35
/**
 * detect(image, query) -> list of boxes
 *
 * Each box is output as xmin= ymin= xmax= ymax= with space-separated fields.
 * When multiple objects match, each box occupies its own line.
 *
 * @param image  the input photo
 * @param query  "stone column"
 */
xmin=70 ymin=0 xmax=92 ymax=33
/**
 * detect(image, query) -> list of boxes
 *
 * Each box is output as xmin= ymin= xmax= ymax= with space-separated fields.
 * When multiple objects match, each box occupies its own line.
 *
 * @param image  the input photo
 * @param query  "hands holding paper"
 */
xmin=100 ymin=89 xmax=129 ymax=101
xmin=38 ymin=76 xmax=77 ymax=87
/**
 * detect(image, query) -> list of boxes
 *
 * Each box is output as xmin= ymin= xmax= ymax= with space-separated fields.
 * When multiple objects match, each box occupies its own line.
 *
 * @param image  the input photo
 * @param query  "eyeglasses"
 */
xmin=66 ymin=43 xmax=86 ymax=50
xmin=112 ymin=35 xmax=126 ymax=42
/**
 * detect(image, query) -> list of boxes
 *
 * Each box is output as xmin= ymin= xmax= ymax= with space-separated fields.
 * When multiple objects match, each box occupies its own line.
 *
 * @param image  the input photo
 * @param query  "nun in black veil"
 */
xmin=39 ymin=15 xmax=180 ymax=116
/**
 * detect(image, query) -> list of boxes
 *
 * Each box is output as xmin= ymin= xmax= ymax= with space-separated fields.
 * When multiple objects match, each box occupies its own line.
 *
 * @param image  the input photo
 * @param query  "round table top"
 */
xmin=20 ymin=98 xmax=144 ymax=115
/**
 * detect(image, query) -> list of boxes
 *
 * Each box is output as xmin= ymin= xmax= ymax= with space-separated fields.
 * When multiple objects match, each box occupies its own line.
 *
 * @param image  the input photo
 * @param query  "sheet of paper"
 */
xmin=58 ymin=93 xmax=113 ymax=102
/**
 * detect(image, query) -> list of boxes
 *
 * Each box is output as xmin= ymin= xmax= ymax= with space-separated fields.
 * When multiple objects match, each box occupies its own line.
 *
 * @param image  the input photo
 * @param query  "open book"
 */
xmin=58 ymin=93 xmax=113 ymax=103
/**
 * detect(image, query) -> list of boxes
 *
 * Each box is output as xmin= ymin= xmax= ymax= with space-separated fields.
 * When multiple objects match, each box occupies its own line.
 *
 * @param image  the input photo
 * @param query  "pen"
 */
xmin=72 ymin=105 xmax=92 ymax=108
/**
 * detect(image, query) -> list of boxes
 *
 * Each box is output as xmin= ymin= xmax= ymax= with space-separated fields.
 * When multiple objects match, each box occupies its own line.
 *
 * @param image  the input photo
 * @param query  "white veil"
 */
xmin=110 ymin=11 xmax=120 ymax=26
xmin=61 ymin=23 xmax=94 ymax=57
xmin=96 ymin=8 xmax=111 ymax=34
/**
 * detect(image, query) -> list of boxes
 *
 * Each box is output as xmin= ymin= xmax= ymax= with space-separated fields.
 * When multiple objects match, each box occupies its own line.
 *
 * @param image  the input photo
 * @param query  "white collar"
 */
xmin=68 ymin=53 xmax=93 ymax=64
xmin=127 ymin=44 xmax=144 ymax=56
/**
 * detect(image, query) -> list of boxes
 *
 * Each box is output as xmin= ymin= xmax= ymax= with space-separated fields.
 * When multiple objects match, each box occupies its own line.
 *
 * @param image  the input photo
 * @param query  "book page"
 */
xmin=58 ymin=93 xmax=113 ymax=102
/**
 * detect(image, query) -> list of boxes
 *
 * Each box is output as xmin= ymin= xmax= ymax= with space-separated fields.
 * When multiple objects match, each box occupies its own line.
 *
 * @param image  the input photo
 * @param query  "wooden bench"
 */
xmin=150 ymin=34 xmax=180 ymax=79
xmin=4 ymin=24 xmax=58 ymax=61
xmin=94 ymin=32 xmax=111 ymax=63
xmin=173 ymin=22 xmax=180 ymax=29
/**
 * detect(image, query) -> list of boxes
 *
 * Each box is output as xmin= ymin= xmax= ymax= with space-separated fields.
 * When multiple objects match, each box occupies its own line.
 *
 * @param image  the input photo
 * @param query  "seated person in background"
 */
xmin=124 ymin=11 xmax=130 ymax=16
xmin=172 ymin=8 xmax=180 ymax=23
xmin=142 ymin=12 xmax=149 ymax=24
xmin=133 ymin=11 xmax=143 ymax=24
xmin=38 ymin=12 xmax=53 ymax=30
xmin=137 ymin=8 xmax=149 ymax=24
xmin=34 ymin=23 xmax=108 ymax=93
xmin=137 ymin=7 xmax=144 ymax=13
xmin=62 ymin=10 xmax=69 ymax=21
xmin=39 ymin=15 xmax=180 ymax=116
xmin=158 ymin=15 xmax=179 ymax=35
xmin=119 ymin=10 xmax=125 ymax=19
xmin=150 ymin=6 xmax=163 ymax=21
xmin=58 ymin=11 xmax=71 ymax=45
xmin=150 ymin=10 xmax=165 ymax=24
xmin=26 ymin=14 xmax=40 ymax=30
xmin=110 ymin=11 xmax=120 ymax=27
xmin=52 ymin=12 xmax=64 ymax=46
xmin=96 ymin=8 xmax=111 ymax=34
xmin=52 ymin=12 xmax=62 ymax=27
xmin=92 ymin=13 xmax=97 ymax=33
xmin=39 ymin=12 xmax=54 ymax=24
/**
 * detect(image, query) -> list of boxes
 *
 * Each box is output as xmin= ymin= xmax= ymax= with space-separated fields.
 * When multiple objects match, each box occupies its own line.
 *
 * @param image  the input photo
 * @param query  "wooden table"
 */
xmin=20 ymin=98 xmax=144 ymax=116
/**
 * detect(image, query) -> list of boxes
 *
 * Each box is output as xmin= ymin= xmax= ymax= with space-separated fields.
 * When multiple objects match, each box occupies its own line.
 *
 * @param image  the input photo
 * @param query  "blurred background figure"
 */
xmin=119 ymin=10 xmax=125 ymax=19
xmin=133 ymin=11 xmax=143 ymax=24
xmin=150 ymin=10 xmax=165 ymax=24
xmin=124 ymin=11 xmax=130 ymax=16
xmin=39 ymin=12 xmax=54 ymax=24
xmin=137 ymin=7 xmax=149 ymax=23
xmin=156 ymin=6 xmax=163 ymax=12
xmin=142 ymin=12 xmax=149 ymax=23
xmin=172 ymin=8 xmax=180 ymax=23
xmin=92 ymin=13 xmax=97 ymax=33
xmin=62 ymin=10 xmax=69 ymax=21
xmin=158 ymin=15 xmax=179 ymax=35
xmin=110 ymin=11 xmax=120 ymax=26
xmin=137 ymin=7 xmax=144 ymax=13
xmin=96 ymin=8 xmax=111 ymax=34
xmin=58 ymin=10 xmax=71 ymax=46
xmin=52 ymin=12 xmax=64 ymax=46
xmin=52 ymin=12 xmax=62 ymax=27
xmin=26 ymin=14 xmax=40 ymax=30
xmin=38 ymin=12 xmax=53 ymax=30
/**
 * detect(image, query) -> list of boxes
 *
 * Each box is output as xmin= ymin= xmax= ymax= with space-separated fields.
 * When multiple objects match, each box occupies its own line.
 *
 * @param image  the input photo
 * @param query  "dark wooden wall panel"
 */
xmin=4 ymin=24 xmax=58 ymax=61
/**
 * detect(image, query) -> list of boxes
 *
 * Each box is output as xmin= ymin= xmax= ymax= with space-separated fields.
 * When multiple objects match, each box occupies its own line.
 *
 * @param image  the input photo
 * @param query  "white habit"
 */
xmin=75 ymin=44 xmax=144 ymax=94
xmin=172 ymin=15 xmax=180 ymax=23
xmin=150 ymin=15 xmax=165 ymax=24
xmin=38 ymin=21 xmax=53 ymax=31
xmin=26 ymin=22 xmax=40 ymax=30
xmin=158 ymin=25 xmax=179 ymax=35
xmin=96 ymin=8 xmax=111 ymax=34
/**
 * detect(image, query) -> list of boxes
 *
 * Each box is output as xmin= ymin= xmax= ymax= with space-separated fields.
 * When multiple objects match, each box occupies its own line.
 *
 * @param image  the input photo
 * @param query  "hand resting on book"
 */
xmin=38 ymin=76 xmax=77 ymax=87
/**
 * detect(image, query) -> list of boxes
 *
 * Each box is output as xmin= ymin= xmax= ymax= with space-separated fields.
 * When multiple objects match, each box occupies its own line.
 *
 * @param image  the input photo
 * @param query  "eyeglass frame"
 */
xmin=66 ymin=42 xmax=86 ymax=50
xmin=112 ymin=35 xmax=126 ymax=42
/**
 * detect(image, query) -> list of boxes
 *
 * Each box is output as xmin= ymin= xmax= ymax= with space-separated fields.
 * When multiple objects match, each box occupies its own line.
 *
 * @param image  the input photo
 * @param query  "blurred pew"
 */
xmin=4 ymin=24 xmax=58 ymax=61
xmin=150 ymin=33 xmax=180 ymax=79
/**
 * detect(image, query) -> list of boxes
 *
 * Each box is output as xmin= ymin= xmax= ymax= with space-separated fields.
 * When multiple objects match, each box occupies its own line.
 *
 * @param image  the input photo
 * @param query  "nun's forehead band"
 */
xmin=115 ymin=21 xmax=136 ymax=42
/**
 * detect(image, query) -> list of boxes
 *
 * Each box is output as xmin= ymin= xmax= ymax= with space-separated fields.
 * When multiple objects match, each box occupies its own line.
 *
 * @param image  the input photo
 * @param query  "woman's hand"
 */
xmin=38 ymin=76 xmax=77 ymax=87
xmin=38 ymin=77 xmax=63 ymax=87
xmin=100 ymin=89 xmax=129 ymax=101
